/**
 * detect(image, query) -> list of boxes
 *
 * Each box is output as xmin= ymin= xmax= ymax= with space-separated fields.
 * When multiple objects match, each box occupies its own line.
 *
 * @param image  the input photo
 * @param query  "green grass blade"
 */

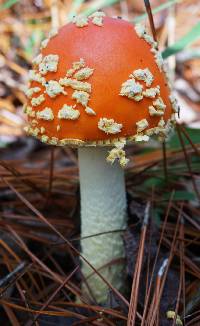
xmin=162 ymin=22 xmax=200 ymax=58
xmin=133 ymin=0 xmax=181 ymax=24
xmin=0 ymin=0 xmax=19 ymax=10
xmin=67 ymin=0 xmax=85 ymax=19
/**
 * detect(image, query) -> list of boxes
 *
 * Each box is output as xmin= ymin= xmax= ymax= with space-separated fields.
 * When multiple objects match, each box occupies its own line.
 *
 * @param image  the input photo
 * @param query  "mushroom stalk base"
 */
xmin=78 ymin=146 xmax=127 ymax=303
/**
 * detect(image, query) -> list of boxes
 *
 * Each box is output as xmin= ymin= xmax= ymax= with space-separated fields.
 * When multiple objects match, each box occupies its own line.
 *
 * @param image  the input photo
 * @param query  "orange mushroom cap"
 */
xmin=24 ymin=13 xmax=178 ymax=147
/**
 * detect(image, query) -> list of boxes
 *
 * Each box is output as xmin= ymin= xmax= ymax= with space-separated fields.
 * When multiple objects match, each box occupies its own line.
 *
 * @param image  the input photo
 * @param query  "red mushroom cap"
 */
xmin=24 ymin=14 xmax=178 ymax=147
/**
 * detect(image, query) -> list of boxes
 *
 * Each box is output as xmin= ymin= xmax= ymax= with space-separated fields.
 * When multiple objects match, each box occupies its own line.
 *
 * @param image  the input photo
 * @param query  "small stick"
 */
xmin=176 ymin=124 xmax=200 ymax=201
xmin=0 ymin=261 xmax=27 ymax=288
xmin=144 ymin=0 xmax=169 ymax=182
xmin=144 ymin=0 xmax=157 ymax=42
xmin=179 ymin=124 xmax=200 ymax=157
xmin=29 ymin=266 xmax=79 ymax=326
xmin=127 ymin=202 xmax=150 ymax=325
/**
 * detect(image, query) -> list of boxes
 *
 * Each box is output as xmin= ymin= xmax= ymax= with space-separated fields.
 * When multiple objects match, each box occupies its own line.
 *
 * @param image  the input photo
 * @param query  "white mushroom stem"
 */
xmin=78 ymin=146 xmax=127 ymax=303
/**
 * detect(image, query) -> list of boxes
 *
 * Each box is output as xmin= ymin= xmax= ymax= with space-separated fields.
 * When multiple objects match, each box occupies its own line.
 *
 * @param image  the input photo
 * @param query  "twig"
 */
xmin=127 ymin=202 xmax=150 ymax=325
xmin=144 ymin=0 xmax=157 ymax=42
xmin=0 ymin=261 xmax=27 ymax=288
xmin=28 ymin=266 xmax=79 ymax=326
xmin=176 ymin=124 xmax=200 ymax=201
xmin=141 ymin=191 xmax=175 ymax=325
xmin=147 ymin=203 xmax=183 ymax=325
xmin=179 ymin=124 xmax=200 ymax=157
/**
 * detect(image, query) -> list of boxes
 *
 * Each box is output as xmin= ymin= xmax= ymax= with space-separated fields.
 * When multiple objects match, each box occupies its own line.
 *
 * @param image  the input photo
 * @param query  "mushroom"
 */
xmin=24 ymin=13 xmax=178 ymax=303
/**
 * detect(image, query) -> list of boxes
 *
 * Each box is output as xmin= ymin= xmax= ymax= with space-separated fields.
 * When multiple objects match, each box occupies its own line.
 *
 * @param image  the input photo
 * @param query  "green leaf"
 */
xmin=163 ymin=190 xmax=196 ymax=201
xmin=133 ymin=0 xmax=181 ymax=24
xmin=153 ymin=207 xmax=163 ymax=226
xmin=143 ymin=177 xmax=165 ymax=188
xmin=168 ymin=127 xmax=200 ymax=150
xmin=163 ymin=22 xmax=200 ymax=58
xmin=0 ymin=0 xmax=19 ymax=10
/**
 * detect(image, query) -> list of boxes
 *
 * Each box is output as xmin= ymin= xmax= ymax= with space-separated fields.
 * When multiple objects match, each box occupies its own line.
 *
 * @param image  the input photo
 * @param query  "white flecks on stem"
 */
xmin=107 ymin=139 xmax=129 ymax=167
xmin=107 ymin=148 xmax=129 ymax=167
xmin=98 ymin=118 xmax=122 ymax=134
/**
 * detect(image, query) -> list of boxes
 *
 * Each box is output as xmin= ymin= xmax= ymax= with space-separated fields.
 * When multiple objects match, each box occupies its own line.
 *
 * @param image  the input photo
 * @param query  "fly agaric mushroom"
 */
xmin=24 ymin=13 xmax=178 ymax=303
